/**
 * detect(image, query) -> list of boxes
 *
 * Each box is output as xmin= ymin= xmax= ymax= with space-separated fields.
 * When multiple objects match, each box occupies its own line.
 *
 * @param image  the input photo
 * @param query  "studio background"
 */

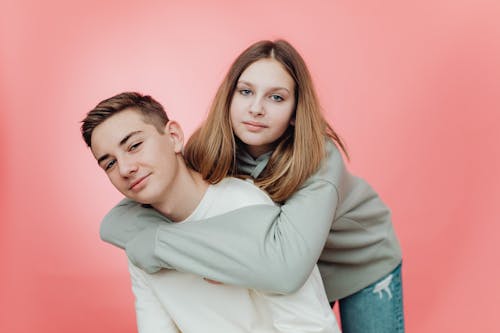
xmin=1 ymin=0 xmax=499 ymax=332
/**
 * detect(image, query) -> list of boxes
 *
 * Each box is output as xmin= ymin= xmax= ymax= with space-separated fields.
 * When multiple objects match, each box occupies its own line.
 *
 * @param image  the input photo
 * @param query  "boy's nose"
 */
xmin=118 ymin=158 xmax=138 ymax=177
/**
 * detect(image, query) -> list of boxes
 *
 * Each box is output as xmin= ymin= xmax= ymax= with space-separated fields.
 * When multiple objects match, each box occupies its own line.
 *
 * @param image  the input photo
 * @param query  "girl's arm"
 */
xmin=103 ymin=141 xmax=344 ymax=294
xmin=100 ymin=199 xmax=171 ymax=249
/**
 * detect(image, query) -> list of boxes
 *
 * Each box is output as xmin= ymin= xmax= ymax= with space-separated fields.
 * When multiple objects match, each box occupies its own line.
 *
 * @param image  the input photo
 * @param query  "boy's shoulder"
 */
xmin=213 ymin=177 xmax=275 ymax=207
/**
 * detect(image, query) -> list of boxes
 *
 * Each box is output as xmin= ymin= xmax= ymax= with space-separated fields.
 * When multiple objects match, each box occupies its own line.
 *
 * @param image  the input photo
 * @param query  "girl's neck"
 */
xmin=243 ymin=143 xmax=275 ymax=159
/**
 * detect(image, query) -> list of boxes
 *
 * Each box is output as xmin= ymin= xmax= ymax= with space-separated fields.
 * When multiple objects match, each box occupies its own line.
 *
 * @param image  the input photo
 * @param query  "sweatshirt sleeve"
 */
xmin=100 ymin=198 xmax=172 ymax=251
xmin=120 ymin=141 xmax=343 ymax=294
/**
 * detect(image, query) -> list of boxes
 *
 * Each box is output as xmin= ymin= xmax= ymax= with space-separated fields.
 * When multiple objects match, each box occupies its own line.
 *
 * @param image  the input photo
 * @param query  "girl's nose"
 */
xmin=249 ymin=97 xmax=265 ymax=116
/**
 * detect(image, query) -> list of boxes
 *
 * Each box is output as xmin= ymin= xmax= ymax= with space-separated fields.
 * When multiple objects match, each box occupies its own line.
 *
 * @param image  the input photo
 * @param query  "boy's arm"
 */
xmin=128 ymin=260 xmax=180 ymax=333
xmin=252 ymin=266 xmax=341 ymax=332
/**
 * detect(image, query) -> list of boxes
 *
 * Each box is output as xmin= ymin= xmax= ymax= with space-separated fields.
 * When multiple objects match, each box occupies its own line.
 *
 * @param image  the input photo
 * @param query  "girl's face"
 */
xmin=230 ymin=58 xmax=296 ymax=158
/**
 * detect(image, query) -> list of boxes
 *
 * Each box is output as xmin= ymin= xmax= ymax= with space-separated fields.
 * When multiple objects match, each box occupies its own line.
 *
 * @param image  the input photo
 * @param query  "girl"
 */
xmin=101 ymin=40 xmax=404 ymax=332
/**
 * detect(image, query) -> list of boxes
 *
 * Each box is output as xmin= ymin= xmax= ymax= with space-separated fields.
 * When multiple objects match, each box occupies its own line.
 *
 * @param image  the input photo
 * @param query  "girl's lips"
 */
xmin=243 ymin=121 xmax=268 ymax=131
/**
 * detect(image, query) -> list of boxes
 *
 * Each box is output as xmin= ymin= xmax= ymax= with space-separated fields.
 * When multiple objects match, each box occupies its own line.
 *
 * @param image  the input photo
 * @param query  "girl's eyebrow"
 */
xmin=237 ymin=80 xmax=290 ymax=93
xmin=236 ymin=80 xmax=253 ymax=87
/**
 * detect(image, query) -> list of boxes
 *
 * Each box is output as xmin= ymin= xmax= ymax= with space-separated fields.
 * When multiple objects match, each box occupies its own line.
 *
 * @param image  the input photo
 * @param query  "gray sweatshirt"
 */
xmin=100 ymin=140 xmax=402 ymax=301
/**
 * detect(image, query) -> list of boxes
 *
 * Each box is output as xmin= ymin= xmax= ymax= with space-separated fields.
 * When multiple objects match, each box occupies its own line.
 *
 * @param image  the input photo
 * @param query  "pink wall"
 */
xmin=1 ymin=0 xmax=499 ymax=331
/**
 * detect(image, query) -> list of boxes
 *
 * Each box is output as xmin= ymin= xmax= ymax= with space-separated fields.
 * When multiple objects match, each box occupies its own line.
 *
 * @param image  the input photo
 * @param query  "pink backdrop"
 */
xmin=1 ymin=0 xmax=499 ymax=331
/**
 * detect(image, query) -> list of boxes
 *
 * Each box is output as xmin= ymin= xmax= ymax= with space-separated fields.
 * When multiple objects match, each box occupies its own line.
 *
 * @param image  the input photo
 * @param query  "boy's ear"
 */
xmin=165 ymin=120 xmax=184 ymax=153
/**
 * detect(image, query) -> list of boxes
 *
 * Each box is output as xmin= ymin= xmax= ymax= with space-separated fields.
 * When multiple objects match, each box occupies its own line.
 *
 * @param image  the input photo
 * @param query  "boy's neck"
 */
xmin=151 ymin=163 xmax=209 ymax=222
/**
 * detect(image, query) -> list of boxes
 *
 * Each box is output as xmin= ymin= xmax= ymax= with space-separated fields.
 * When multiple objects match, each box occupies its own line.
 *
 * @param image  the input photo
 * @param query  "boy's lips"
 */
xmin=129 ymin=173 xmax=151 ymax=190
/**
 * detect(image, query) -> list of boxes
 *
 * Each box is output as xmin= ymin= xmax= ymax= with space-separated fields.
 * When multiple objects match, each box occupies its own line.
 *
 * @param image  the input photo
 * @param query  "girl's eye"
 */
xmin=105 ymin=159 xmax=116 ymax=171
xmin=239 ymin=89 xmax=252 ymax=96
xmin=270 ymin=94 xmax=284 ymax=102
xmin=129 ymin=142 xmax=142 ymax=151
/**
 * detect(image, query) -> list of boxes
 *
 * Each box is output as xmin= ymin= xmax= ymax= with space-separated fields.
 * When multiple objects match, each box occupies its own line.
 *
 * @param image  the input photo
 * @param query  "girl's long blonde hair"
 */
xmin=185 ymin=39 xmax=347 ymax=203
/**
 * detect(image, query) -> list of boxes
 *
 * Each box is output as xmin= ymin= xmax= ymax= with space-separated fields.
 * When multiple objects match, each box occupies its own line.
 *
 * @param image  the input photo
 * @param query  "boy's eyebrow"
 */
xmin=97 ymin=154 xmax=110 ymax=165
xmin=96 ymin=130 xmax=143 ymax=165
xmin=119 ymin=130 xmax=142 ymax=146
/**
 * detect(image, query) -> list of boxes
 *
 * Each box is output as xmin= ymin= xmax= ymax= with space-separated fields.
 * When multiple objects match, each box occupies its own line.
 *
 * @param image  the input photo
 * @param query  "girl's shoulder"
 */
xmin=309 ymin=139 xmax=349 ymax=185
xmin=324 ymin=139 xmax=345 ymax=164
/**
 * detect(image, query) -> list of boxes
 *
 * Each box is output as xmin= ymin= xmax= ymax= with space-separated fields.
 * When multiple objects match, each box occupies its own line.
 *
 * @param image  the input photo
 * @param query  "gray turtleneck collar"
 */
xmin=236 ymin=147 xmax=273 ymax=179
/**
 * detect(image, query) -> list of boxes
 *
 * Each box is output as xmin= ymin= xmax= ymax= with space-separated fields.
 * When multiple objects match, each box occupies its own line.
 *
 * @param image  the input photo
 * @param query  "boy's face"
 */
xmin=90 ymin=108 xmax=183 ymax=206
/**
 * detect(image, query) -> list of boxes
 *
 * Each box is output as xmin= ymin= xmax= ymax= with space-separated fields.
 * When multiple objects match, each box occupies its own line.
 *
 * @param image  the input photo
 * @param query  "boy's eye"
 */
xmin=270 ymin=94 xmax=284 ymax=102
xmin=105 ymin=159 xmax=116 ymax=171
xmin=129 ymin=142 xmax=142 ymax=151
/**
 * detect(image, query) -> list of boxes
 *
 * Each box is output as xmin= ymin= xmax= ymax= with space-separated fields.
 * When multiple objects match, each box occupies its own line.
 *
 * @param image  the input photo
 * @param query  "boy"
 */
xmin=81 ymin=92 xmax=339 ymax=333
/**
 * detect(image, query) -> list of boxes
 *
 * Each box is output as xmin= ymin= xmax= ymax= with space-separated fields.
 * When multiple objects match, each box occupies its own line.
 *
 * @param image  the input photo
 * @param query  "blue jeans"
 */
xmin=331 ymin=263 xmax=405 ymax=333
